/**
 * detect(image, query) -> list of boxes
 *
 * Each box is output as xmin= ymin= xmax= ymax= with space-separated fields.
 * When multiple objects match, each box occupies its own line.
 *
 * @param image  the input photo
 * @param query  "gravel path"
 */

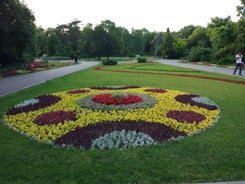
xmin=0 ymin=61 xmax=98 ymax=97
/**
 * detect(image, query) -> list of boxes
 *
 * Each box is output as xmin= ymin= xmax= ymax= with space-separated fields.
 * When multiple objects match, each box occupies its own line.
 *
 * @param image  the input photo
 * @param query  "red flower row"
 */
xmin=144 ymin=88 xmax=167 ymax=93
xmin=92 ymin=93 xmax=143 ymax=105
xmin=67 ymin=89 xmax=90 ymax=94
xmin=34 ymin=110 xmax=77 ymax=126
xmin=90 ymin=86 xmax=140 ymax=90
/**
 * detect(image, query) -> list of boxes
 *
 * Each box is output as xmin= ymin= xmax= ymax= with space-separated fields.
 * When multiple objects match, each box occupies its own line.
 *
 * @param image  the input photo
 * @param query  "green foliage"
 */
xmin=137 ymin=57 xmax=147 ymax=63
xmin=162 ymin=28 xmax=176 ymax=58
xmin=237 ymin=0 xmax=245 ymax=18
xmin=45 ymin=56 xmax=72 ymax=60
xmin=187 ymin=47 xmax=212 ymax=62
xmin=102 ymin=59 xmax=118 ymax=65
xmin=0 ymin=0 xmax=36 ymax=66
xmin=214 ymin=55 xmax=234 ymax=65
xmin=207 ymin=17 xmax=237 ymax=60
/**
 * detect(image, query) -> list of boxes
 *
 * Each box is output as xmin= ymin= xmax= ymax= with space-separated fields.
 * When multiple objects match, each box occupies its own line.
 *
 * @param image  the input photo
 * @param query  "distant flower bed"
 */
xmin=4 ymin=86 xmax=220 ymax=150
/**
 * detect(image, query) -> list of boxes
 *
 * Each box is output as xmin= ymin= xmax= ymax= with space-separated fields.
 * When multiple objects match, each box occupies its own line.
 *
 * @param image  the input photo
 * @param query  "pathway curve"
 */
xmin=0 ymin=61 xmax=98 ymax=97
xmin=157 ymin=59 xmax=243 ymax=77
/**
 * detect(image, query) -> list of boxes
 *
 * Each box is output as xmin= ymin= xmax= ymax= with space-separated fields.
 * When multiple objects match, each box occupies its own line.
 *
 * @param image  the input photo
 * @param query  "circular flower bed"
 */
xmin=4 ymin=86 xmax=221 ymax=150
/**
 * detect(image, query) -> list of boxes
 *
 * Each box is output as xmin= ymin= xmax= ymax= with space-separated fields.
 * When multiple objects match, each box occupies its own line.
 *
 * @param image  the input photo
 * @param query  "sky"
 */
xmin=23 ymin=0 xmax=241 ymax=32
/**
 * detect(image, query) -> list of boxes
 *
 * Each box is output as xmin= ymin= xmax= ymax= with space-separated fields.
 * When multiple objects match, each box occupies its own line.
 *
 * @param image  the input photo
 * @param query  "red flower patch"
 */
xmin=92 ymin=93 xmax=143 ymax=105
xmin=144 ymin=88 xmax=167 ymax=93
xmin=167 ymin=110 xmax=206 ymax=123
xmin=67 ymin=89 xmax=90 ymax=94
xmin=34 ymin=110 xmax=77 ymax=126
xmin=90 ymin=86 xmax=140 ymax=90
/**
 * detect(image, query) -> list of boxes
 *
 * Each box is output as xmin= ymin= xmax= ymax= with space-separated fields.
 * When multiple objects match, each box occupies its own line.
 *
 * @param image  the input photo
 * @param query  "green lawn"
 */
xmin=0 ymin=63 xmax=244 ymax=184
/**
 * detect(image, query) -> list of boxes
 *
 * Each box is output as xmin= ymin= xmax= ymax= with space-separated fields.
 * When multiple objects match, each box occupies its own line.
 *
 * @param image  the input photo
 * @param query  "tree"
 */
xmin=45 ymin=28 xmax=59 ymax=56
xmin=0 ymin=0 xmax=36 ymax=66
xmin=93 ymin=25 xmax=113 ymax=60
xmin=176 ymin=25 xmax=196 ymax=39
xmin=67 ymin=20 xmax=82 ymax=56
xmin=237 ymin=0 xmax=245 ymax=18
xmin=236 ymin=19 xmax=245 ymax=52
xmin=162 ymin=28 xmax=175 ymax=58
xmin=118 ymin=27 xmax=133 ymax=56
xmin=207 ymin=17 xmax=237 ymax=63
xmin=187 ymin=26 xmax=211 ymax=48
xmin=35 ymin=27 xmax=46 ymax=57
xmin=131 ymin=29 xmax=146 ymax=55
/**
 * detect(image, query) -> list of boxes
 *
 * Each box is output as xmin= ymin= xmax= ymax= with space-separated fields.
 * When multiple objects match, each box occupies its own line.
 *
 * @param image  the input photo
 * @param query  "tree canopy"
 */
xmin=0 ymin=0 xmax=36 ymax=66
xmin=1 ymin=0 xmax=245 ymax=67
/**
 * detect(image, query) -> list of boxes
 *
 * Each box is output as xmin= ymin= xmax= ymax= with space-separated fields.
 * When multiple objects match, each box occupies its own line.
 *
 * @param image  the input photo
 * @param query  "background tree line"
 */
xmin=1 ymin=0 xmax=245 ymax=68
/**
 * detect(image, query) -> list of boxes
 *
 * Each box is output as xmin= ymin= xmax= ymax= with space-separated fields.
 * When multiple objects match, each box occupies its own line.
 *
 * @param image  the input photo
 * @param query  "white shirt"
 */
xmin=235 ymin=54 xmax=243 ymax=63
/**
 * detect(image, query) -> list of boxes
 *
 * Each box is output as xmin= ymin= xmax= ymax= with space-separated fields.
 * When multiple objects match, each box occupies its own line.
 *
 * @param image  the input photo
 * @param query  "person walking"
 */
xmin=74 ymin=55 xmax=78 ymax=64
xmin=233 ymin=52 xmax=243 ymax=76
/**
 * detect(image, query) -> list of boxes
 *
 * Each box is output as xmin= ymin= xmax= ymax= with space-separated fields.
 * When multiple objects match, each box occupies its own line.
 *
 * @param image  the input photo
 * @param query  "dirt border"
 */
xmin=94 ymin=67 xmax=245 ymax=85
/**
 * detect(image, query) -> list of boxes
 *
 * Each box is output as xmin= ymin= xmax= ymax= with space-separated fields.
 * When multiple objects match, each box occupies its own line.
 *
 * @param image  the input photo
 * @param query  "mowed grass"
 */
xmin=0 ymin=62 xmax=245 ymax=184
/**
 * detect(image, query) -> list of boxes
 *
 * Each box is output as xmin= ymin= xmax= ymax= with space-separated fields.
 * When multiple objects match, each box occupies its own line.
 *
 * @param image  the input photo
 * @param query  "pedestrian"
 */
xmin=74 ymin=55 xmax=78 ymax=64
xmin=233 ymin=52 xmax=243 ymax=76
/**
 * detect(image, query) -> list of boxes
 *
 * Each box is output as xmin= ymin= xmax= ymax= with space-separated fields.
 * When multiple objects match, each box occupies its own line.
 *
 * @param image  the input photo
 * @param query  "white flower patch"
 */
xmin=191 ymin=96 xmax=216 ymax=106
xmin=91 ymin=130 xmax=157 ymax=150
xmin=14 ymin=98 xmax=40 ymax=108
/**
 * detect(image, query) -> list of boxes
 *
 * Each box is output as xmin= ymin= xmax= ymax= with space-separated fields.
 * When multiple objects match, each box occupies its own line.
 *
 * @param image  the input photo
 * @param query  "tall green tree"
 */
xmin=207 ymin=17 xmax=237 ymax=63
xmin=236 ymin=0 xmax=245 ymax=53
xmin=44 ymin=28 xmax=59 ymax=56
xmin=0 ymin=0 xmax=36 ymax=66
xmin=131 ymin=29 xmax=146 ymax=55
xmin=236 ymin=19 xmax=245 ymax=52
xmin=67 ymin=20 xmax=82 ymax=56
xmin=162 ymin=28 xmax=175 ymax=58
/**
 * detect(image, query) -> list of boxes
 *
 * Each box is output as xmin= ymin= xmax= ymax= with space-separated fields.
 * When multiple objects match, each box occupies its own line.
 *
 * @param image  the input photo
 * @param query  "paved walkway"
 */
xmin=157 ymin=59 xmax=244 ymax=77
xmin=0 ymin=61 xmax=98 ymax=97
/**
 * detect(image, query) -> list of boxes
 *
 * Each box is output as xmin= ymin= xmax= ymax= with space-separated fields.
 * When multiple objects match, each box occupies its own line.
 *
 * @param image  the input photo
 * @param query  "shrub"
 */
xmin=187 ymin=47 xmax=212 ymax=62
xmin=102 ymin=59 xmax=118 ymax=65
xmin=45 ymin=56 xmax=72 ymax=60
xmin=137 ymin=57 xmax=147 ymax=63
xmin=214 ymin=55 xmax=234 ymax=65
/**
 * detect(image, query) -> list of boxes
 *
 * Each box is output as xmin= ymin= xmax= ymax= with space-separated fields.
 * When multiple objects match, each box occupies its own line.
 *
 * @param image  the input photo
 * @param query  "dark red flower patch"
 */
xmin=2 ymin=70 xmax=18 ymax=77
xmin=6 ymin=95 xmax=61 ymax=115
xmin=175 ymin=94 xmax=217 ymax=110
xmin=67 ymin=89 xmax=90 ymax=94
xmin=90 ymin=86 xmax=140 ymax=90
xmin=54 ymin=120 xmax=186 ymax=149
xmin=167 ymin=110 xmax=206 ymax=123
xmin=34 ymin=110 xmax=77 ymax=126
xmin=144 ymin=88 xmax=167 ymax=93
xmin=92 ymin=93 xmax=143 ymax=105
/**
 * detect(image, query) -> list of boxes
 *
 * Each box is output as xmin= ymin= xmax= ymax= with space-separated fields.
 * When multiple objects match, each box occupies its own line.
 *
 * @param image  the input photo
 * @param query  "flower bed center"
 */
xmin=92 ymin=93 xmax=143 ymax=105
xmin=3 ymin=86 xmax=221 ymax=151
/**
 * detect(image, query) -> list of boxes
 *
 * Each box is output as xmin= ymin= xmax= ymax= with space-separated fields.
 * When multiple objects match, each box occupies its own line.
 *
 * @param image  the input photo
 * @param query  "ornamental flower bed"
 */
xmin=4 ymin=86 xmax=221 ymax=150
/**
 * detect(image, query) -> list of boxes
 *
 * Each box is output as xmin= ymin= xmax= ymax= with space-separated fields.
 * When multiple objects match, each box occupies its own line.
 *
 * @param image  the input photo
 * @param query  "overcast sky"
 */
xmin=23 ymin=0 xmax=241 ymax=32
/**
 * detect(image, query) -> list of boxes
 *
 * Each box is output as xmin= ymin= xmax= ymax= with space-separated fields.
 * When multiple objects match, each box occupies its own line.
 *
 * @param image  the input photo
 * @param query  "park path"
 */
xmin=0 ymin=61 xmax=98 ymax=97
xmin=156 ymin=59 xmax=244 ymax=77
